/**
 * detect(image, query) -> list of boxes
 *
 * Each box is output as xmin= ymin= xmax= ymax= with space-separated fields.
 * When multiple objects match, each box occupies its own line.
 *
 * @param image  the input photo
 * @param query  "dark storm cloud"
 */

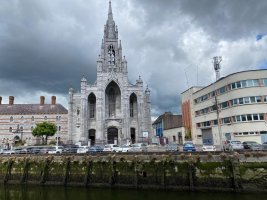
xmin=0 ymin=0 xmax=266 ymax=119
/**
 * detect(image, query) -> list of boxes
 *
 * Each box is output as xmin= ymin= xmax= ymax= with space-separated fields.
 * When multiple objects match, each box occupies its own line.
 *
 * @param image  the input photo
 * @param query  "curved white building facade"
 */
xmin=181 ymin=70 xmax=267 ymax=145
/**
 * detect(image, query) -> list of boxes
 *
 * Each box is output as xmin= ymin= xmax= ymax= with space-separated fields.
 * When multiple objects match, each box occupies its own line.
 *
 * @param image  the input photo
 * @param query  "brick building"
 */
xmin=0 ymin=96 xmax=68 ymax=147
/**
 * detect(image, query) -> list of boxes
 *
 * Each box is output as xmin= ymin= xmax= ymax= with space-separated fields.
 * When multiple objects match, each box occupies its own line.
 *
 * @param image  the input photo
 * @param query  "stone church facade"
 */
xmin=68 ymin=1 xmax=151 ymax=145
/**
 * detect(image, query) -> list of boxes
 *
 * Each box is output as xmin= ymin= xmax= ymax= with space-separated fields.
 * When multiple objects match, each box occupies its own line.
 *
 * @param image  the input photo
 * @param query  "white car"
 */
xmin=202 ymin=144 xmax=216 ymax=151
xmin=103 ymin=144 xmax=120 ymax=152
xmin=48 ymin=146 xmax=64 ymax=154
xmin=77 ymin=146 xmax=90 ymax=154
xmin=115 ymin=145 xmax=132 ymax=152
xmin=129 ymin=143 xmax=147 ymax=152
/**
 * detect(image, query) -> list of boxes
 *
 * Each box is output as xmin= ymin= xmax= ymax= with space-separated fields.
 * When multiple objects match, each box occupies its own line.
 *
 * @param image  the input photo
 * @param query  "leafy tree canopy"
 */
xmin=32 ymin=121 xmax=57 ymax=144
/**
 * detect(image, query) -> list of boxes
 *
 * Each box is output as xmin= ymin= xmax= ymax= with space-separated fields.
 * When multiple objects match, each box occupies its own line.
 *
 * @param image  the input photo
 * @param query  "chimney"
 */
xmin=51 ymin=96 xmax=56 ymax=105
xmin=9 ymin=96 xmax=14 ymax=106
xmin=40 ymin=96 xmax=45 ymax=105
xmin=0 ymin=96 xmax=2 ymax=105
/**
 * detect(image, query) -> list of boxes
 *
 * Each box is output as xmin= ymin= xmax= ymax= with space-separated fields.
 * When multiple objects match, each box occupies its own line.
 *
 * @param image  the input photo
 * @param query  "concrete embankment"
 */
xmin=0 ymin=153 xmax=267 ymax=192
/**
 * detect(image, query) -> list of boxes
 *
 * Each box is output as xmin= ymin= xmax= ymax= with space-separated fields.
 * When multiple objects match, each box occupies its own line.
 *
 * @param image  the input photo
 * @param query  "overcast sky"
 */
xmin=0 ymin=0 xmax=267 ymax=119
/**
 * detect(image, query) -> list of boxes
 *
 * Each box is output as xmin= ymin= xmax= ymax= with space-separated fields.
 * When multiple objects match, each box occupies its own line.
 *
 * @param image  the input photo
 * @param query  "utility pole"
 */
xmin=213 ymin=56 xmax=223 ymax=150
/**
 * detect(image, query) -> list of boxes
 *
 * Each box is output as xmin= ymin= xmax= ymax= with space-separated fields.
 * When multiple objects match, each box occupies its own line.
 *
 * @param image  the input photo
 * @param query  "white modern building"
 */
xmin=68 ymin=1 xmax=152 ymax=145
xmin=181 ymin=69 xmax=267 ymax=146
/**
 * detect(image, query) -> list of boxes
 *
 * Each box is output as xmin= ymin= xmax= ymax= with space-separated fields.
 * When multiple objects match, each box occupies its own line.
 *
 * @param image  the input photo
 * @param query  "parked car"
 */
xmin=183 ymin=142 xmax=196 ymax=152
xmin=223 ymin=140 xmax=244 ymax=151
xmin=242 ymin=141 xmax=263 ymax=150
xmin=262 ymin=142 xmax=267 ymax=151
xmin=116 ymin=144 xmax=132 ymax=152
xmin=202 ymin=144 xmax=216 ymax=152
xmin=166 ymin=143 xmax=180 ymax=152
xmin=48 ymin=146 xmax=64 ymax=154
xmin=77 ymin=146 xmax=90 ymax=154
xmin=129 ymin=143 xmax=147 ymax=152
xmin=62 ymin=146 xmax=79 ymax=154
xmin=103 ymin=144 xmax=120 ymax=152
xmin=88 ymin=145 xmax=104 ymax=153
xmin=0 ymin=148 xmax=8 ymax=154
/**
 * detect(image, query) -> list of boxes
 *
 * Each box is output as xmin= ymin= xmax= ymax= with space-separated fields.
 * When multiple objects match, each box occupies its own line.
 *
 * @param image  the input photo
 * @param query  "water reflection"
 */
xmin=0 ymin=185 xmax=266 ymax=200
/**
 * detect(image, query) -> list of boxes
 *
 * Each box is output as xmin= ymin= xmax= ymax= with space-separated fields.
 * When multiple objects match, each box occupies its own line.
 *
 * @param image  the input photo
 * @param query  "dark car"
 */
xmin=88 ymin=145 xmax=104 ymax=153
xmin=166 ymin=143 xmax=180 ymax=152
xmin=183 ymin=142 xmax=196 ymax=152
xmin=262 ymin=142 xmax=267 ymax=151
xmin=243 ymin=141 xmax=263 ymax=150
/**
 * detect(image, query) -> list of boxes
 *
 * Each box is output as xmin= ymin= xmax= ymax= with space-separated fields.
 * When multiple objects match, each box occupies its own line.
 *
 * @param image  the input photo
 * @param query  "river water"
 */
xmin=0 ymin=185 xmax=266 ymax=200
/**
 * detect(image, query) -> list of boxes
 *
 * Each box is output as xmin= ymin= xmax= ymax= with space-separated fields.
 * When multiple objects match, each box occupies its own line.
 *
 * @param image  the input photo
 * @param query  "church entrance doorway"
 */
xmin=130 ymin=128 xmax=136 ymax=144
xmin=88 ymin=129 xmax=96 ymax=146
xmin=107 ymin=127 xmax=118 ymax=144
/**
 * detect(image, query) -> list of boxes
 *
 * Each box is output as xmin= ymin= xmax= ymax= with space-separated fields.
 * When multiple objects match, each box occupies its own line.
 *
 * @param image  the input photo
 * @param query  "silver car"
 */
xmin=223 ymin=140 xmax=244 ymax=151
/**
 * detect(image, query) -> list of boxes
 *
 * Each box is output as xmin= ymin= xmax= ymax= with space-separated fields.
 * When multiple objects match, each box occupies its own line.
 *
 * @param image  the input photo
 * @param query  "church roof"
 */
xmin=0 ymin=104 xmax=68 ymax=115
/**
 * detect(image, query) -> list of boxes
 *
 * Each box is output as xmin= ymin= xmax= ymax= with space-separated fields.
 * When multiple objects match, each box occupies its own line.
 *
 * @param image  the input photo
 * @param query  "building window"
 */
xmin=59 ymin=116 xmax=61 ymax=121
xmin=221 ymin=102 xmax=228 ymax=109
xmin=31 ymin=116 xmax=34 ymax=121
xmin=259 ymin=113 xmax=264 ymax=120
xmin=247 ymin=114 xmax=252 ymax=121
xmin=236 ymin=81 xmax=242 ymax=88
xmin=236 ymin=115 xmax=241 ymax=122
xmin=108 ymin=88 xmax=116 ymax=117
xmin=44 ymin=116 xmax=47 ymax=120
xmin=9 ymin=127 xmax=12 ymax=132
xmin=108 ymin=45 xmax=115 ymax=65
xmin=244 ymin=97 xmax=250 ymax=104
xmin=241 ymin=115 xmax=247 ymax=122
xmin=10 ymin=116 xmax=13 ymax=122
xmin=21 ymin=116 xmax=24 ymax=120
xmin=58 ymin=126 xmax=61 ymax=131
xmin=264 ymin=96 xmax=267 ymax=102
xmin=256 ymin=96 xmax=261 ymax=103
xmin=250 ymin=96 xmax=256 ymax=103
xmin=31 ymin=126 xmax=34 ymax=131
xmin=253 ymin=114 xmax=259 ymax=121
xmin=56 ymin=116 xmax=58 ymax=121
xmin=263 ymin=78 xmax=267 ymax=86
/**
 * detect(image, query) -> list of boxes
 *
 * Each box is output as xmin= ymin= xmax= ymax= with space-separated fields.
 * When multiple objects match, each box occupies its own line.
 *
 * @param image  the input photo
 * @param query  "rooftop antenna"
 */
xmin=213 ymin=56 xmax=222 ymax=81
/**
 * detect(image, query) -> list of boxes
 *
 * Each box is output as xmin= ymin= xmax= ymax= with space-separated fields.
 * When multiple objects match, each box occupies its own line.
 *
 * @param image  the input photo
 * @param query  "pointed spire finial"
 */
xmin=108 ymin=0 xmax=113 ymax=20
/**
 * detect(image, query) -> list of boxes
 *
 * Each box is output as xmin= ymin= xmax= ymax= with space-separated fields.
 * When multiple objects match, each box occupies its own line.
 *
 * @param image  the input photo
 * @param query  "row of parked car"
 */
xmin=0 ymin=143 xmax=148 ymax=155
xmin=165 ymin=140 xmax=267 ymax=152
xmin=223 ymin=140 xmax=267 ymax=151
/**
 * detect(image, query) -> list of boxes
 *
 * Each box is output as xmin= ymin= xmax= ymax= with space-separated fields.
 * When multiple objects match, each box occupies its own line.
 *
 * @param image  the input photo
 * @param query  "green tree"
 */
xmin=32 ymin=122 xmax=57 ymax=144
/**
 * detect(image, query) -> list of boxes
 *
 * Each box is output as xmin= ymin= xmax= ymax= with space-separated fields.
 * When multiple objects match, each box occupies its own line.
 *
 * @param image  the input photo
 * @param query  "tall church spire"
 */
xmin=108 ymin=0 xmax=113 ymax=21
xmin=104 ymin=0 xmax=117 ymax=40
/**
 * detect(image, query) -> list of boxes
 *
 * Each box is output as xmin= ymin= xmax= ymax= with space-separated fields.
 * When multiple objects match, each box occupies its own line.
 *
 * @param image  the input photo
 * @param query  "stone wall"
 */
xmin=0 ymin=154 xmax=266 ymax=192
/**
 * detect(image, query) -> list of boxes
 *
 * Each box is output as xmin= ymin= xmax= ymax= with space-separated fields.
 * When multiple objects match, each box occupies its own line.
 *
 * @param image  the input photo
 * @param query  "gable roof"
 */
xmin=0 ymin=104 xmax=68 ymax=115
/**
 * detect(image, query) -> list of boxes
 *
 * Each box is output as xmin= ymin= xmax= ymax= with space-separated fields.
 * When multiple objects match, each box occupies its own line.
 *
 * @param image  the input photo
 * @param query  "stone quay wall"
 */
xmin=0 ymin=153 xmax=266 ymax=193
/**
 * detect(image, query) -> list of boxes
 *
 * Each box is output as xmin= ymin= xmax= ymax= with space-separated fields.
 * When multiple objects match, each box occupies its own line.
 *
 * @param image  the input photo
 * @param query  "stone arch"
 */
xmin=88 ymin=93 xmax=96 ymax=118
xmin=129 ymin=93 xmax=138 ymax=118
xmin=105 ymin=81 xmax=121 ymax=118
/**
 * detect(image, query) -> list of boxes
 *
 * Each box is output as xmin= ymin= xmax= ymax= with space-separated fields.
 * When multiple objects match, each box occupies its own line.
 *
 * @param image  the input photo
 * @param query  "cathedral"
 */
xmin=68 ymin=1 xmax=152 ymax=145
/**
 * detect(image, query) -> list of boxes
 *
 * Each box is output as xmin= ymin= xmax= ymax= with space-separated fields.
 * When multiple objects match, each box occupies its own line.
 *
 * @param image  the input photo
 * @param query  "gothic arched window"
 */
xmin=88 ymin=93 xmax=96 ymax=119
xmin=108 ymin=45 xmax=115 ymax=65
xmin=108 ymin=88 xmax=116 ymax=117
